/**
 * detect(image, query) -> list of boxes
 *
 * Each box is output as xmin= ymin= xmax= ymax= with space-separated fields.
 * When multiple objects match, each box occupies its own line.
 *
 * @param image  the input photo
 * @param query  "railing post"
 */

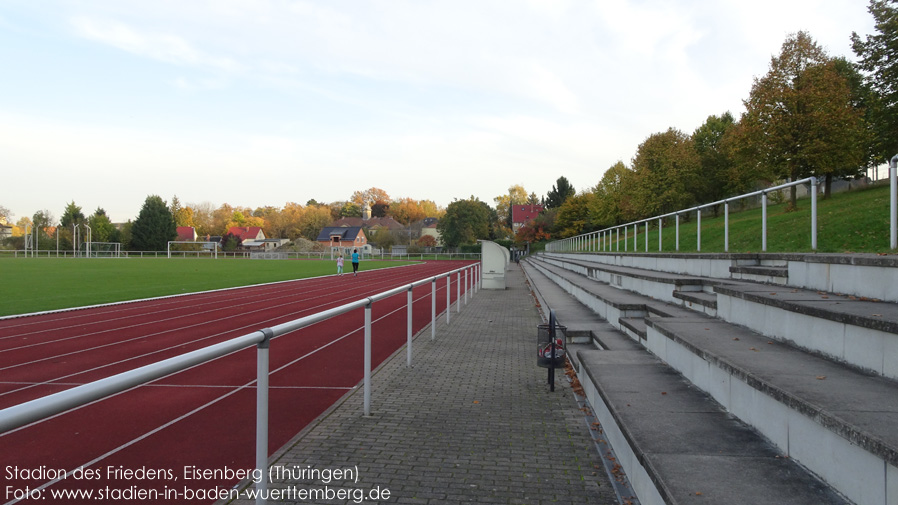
xmin=675 ymin=214 xmax=680 ymax=252
xmin=811 ymin=178 xmax=818 ymax=250
xmin=658 ymin=218 xmax=662 ymax=251
xmin=697 ymin=209 xmax=702 ymax=252
xmin=431 ymin=279 xmax=436 ymax=340
xmin=891 ymin=154 xmax=898 ymax=249
xmin=645 ymin=222 xmax=648 ymax=252
xmin=762 ymin=192 xmax=768 ymax=252
xmin=364 ymin=302 xmax=372 ymax=416
xmin=633 ymin=224 xmax=637 ymax=251
xmin=456 ymin=272 xmax=461 ymax=313
xmin=725 ymin=201 xmax=730 ymax=252
xmin=255 ymin=328 xmax=273 ymax=505
xmin=464 ymin=268 xmax=468 ymax=305
xmin=446 ymin=276 xmax=450 ymax=325
xmin=407 ymin=287 xmax=413 ymax=367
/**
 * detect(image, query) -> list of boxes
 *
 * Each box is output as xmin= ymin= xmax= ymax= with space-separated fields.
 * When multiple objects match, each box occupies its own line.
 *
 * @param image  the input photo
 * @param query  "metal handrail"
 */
xmin=548 ymin=177 xmax=819 ymax=253
xmin=0 ymin=262 xmax=481 ymax=504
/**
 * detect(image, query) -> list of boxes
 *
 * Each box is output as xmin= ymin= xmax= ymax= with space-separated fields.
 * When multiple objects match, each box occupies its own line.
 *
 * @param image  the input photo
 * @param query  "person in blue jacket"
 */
xmin=351 ymin=248 xmax=360 ymax=277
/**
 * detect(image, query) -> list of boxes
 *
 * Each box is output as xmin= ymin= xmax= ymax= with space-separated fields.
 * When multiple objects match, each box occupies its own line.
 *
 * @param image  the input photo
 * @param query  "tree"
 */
xmin=852 ymin=0 xmax=898 ymax=162
xmin=545 ymin=177 xmax=575 ymax=209
xmin=296 ymin=205 xmax=332 ymax=241
xmin=0 ymin=205 xmax=11 ymax=224
xmin=494 ymin=184 xmax=530 ymax=235
xmin=388 ymin=197 xmax=428 ymax=226
xmin=60 ymin=201 xmax=85 ymax=228
xmin=351 ymin=188 xmax=391 ymax=209
xmin=340 ymin=201 xmax=362 ymax=218
xmin=371 ymin=201 xmax=390 ymax=218
xmin=88 ymin=208 xmax=118 ymax=243
xmin=554 ymin=193 xmax=594 ymax=238
xmin=32 ymin=210 xmax=54 ymax=250
xmin=130 ymin=195 xmax=177 ymax=251
xmin=629 ymin=128 xmax=701 ymax=218
xmin=741 ymin=31 xmax=868 ymax=205
xmin=590 ymin=161 xmax=635 ymax=227
xmin=692 ymin=112 xmax=737 ymax=215
xmin=437 ymin=197 xmax=492 ymax=247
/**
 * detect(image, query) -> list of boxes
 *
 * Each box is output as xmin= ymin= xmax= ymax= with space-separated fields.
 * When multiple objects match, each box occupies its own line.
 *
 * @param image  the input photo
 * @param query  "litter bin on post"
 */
xmin=537 ymin=310 xmax=566 ymax=391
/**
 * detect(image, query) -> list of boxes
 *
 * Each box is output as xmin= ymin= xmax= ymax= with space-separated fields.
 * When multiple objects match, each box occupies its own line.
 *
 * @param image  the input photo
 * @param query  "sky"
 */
xmin=0 ymin=0 xmax=878 ymax=224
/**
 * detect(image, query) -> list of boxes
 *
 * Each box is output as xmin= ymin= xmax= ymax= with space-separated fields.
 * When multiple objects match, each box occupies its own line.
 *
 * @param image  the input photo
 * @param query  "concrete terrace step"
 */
xmin=644 ymin=317 xmax=898 ymax=505
xmin=524 ymin=254 xmax=898 ymax=505
xmin=577 ymin=349 xmax=850 ymax=505
xmin=521 ymin=258 xmax=851 ymax=504
xmin=522 ymin=261 xmax=641 ymax=351
xmin=539 ymin=253 xmax=898 ymax=381
xmin=714 ymin=282 xmax=898 ymax=380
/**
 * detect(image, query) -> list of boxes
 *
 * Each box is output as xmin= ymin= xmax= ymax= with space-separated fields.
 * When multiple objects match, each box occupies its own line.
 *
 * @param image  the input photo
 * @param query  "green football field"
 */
xmin=0 ymin=257 xmax=415 ymax=317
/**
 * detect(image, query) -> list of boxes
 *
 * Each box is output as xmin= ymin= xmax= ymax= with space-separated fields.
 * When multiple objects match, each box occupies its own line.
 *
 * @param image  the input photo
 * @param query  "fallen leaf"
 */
xmin=733 ymin=337 xmax=740 ymax=341
xmin=749 ymin=347 xmax=758 ymax=352
xmin=816 ymin=376 xmax=826 ymax=380
xmin=473 ymin=400 xmax=480 ymax=404
xmin=661 ymin=392 xmax=668 ymax=395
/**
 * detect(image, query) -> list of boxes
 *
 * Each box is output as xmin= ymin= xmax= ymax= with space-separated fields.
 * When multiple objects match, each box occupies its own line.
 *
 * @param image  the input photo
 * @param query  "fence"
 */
xmin=1 ymin=250 xmax=483 ymax=260
xmin=0 ymin=262 xmax=480 ymax=504
xmin=548 ymin=177 xmax=819 ymax=254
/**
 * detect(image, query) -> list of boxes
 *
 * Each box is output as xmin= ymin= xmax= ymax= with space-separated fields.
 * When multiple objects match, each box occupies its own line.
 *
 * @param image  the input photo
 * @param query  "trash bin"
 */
xmin=536 ymin=322 xmax=566 ymax=369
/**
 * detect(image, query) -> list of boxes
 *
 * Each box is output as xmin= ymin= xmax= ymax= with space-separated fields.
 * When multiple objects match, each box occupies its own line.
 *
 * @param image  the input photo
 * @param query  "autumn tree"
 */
xmin=852 ymin=0 xmax=898 ymax=162
xmin=629 ymin=128 xmax=701 ymax=218
xmin=130 ymin=195 xmax=177 ymax=251
xmin=590 ymin=161 xmax=635 ymax=227
xmin=351 ymin=188 xmax=391 ymax=210
xmin=388 ymin=197 xmax=428 ymax=226
xmin=740 ymin=31 xmax=868 ymax=205
xmin=554 ymin=193 xmax=594 ymax=238
xmin=296 ymin=205 xmax=332 ymax=241
xmin=494 ymin=184 xmax=530 ymax=235
xmin=545 ymin=177 xmax=575 ymax=209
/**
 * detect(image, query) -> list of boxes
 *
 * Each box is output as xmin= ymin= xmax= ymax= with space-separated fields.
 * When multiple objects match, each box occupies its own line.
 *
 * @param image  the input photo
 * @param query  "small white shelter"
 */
xmin=479 ymin=240 xmax=510 ymax=289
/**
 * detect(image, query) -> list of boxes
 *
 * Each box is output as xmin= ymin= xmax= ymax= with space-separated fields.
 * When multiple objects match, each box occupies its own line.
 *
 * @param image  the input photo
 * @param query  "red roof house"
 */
xmin=227 ymin=226 xmax=266 ymax=248
xmin=511 ymin=204 xmax=544 ymax=232
xmin=176 ymin=226 xmax=198 ymax=242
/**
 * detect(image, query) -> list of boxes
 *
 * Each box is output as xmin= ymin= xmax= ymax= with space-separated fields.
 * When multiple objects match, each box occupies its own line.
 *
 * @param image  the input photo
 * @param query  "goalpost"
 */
xmin=83 ymin=242 xmax=122 ymax=258
xmin=167 ymin=241 xmax=219 ymax=259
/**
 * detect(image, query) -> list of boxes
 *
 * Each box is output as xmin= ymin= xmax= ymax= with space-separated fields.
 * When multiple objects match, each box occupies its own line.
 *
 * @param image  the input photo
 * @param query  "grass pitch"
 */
xmin=0 ymin=258 xmax=413 ymax=317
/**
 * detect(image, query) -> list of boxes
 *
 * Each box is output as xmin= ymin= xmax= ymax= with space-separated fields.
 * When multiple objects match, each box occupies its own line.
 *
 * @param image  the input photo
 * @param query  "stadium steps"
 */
xmin=522 ymin=253 xmax=898 ymax=505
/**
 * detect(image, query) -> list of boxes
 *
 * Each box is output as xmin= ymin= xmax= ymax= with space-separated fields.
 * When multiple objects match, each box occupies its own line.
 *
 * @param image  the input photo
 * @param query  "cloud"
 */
xmin=70 ymin=16 xmax=244 ymax=73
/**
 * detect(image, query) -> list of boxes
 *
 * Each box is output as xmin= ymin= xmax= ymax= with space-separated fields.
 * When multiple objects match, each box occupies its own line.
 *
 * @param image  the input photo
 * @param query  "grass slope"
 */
xmin=0 ymin=258 xmax=413 ymax=317
xmin=605 ymin=182 xmax=894 ymax=254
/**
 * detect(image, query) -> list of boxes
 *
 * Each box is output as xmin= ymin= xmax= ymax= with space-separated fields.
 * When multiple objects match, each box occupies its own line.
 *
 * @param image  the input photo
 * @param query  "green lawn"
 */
xmin=0 ymin=258 xmax=414 ymax=317
xmin=597 ymin=182 xmax=895 ymax=254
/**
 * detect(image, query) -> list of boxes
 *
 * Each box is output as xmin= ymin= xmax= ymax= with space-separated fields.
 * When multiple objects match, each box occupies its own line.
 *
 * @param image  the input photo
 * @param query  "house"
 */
xmin=0 ymin=217 xmax=12 ymax=241
xmin=316 ymin=226 xmax=368 ymax=251
xmin=176 ymin=226 xmax=198 ymax=242
xmin=511 ymin=204 xmax=544 ymax=232
xmin=330 ymin=216 xmax=405 ymax=232
xmin=227 ymin=226 xmax=267 ymax=250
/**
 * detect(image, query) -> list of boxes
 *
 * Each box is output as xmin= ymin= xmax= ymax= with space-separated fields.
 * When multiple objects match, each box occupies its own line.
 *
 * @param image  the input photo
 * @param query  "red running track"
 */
xmin=0 ymin=260 xmax=474 ymax=504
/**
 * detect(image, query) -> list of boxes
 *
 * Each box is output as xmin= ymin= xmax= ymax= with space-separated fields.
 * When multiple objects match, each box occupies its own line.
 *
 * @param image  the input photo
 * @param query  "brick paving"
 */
xmin=230 ymin=263 xmax=617 ymax=504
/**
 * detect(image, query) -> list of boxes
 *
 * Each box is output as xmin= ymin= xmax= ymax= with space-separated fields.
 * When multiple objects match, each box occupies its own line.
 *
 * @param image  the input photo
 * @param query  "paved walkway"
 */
xmin=231 ymin=263 xmax=618 ymax=504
